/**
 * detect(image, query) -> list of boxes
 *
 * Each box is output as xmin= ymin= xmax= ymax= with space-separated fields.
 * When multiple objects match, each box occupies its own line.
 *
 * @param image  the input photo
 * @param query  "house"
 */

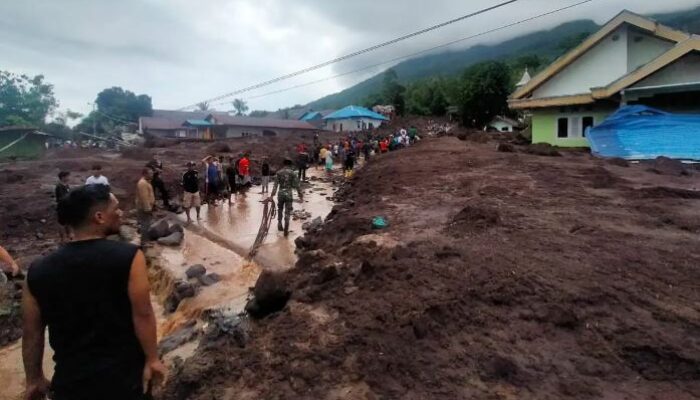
xmin=486 ymin=116 xmax=523 ymax=132
xmin=205 ymin=114 xmax=318 ymax=138
xmin=509 ymin=10 xmax=700 ymax=148
xmin=0 ymin=126 xmax=51 ymax=159
xmin=139 ymin=110 xmax=211 ymax=139
xmin=323 ymin=106 xmax=389 ymax=132
xmin=298 ymin=109 xmax=336 ymax=129
xmin=139 ymin=110 xmax=317 ymax=139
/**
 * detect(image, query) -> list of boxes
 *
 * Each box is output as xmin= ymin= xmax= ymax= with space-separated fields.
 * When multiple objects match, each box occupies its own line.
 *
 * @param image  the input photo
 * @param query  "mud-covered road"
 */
xmin=165 ymin=136 xmax=700 ymax=399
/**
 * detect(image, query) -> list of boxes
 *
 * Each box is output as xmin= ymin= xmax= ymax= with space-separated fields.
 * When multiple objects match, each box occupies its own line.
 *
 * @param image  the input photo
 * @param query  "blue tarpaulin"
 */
xmin=587 ymin=105 xmax=700 ymax=161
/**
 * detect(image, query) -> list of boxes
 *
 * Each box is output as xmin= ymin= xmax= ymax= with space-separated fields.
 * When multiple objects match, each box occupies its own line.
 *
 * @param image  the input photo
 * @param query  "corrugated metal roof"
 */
xmin=208 ymin=113 xmax=318 ymax=130
xmin=140 ymin=117 xmax=185 ymax=130
xmin=185 ymin=119 xmax=214 ymax=127
xmin=323 ymin=106 xmax=389 ymax=121
xmin=300 ymin=112 xmax=322 ymax=121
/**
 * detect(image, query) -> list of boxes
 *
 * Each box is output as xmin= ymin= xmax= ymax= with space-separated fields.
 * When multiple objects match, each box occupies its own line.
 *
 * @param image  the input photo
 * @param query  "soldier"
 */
xmin=269 ymin=158 xmax=303 ymax=237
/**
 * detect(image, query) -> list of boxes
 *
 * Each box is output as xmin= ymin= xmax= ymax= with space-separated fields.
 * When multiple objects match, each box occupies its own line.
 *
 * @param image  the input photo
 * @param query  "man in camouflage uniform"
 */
xmin=270 ymin=158 xmax=303 ymax=236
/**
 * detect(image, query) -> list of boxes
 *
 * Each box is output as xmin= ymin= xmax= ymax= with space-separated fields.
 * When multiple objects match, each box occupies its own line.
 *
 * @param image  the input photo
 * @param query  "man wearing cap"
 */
xmin=270 ymin=158 xmax=303 ymax=237
xmin=182 ymin=162 xmax=201 ymax=222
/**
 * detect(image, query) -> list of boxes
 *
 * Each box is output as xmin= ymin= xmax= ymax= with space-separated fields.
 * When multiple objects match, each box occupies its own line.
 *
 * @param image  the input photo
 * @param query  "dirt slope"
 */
xmin=165 ymin=137 xmax=700 ymax=399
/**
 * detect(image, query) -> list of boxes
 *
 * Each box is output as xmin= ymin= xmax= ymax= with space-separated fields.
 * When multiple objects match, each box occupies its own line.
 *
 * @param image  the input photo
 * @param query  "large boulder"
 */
xmin=164 ymin=280 xmax=197 ymax=313
xmin=649 ymin=156 xmax=689 ymax=176
xmin=245 ymin=271 xmax=291 ymax=319
xmin=148 ymin=219 xmax=170 ymax=240
xmin=198 ymin=273 xmax=222 ymax=287
xmin=185 ymin=264 xmax=207 ymax=280
xmin=157 ymin=231 xmax=183 ymax=246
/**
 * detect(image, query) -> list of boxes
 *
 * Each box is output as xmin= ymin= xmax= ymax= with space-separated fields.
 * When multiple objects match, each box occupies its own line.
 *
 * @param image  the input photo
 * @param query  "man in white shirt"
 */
xmin=85 ymin=164 xmax=109 ymax=186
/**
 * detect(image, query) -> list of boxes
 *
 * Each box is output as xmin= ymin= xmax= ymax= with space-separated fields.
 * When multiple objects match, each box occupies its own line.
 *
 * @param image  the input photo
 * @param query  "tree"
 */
xmin=196 ymin=101 xmax=210 ymax=111
xmin=457 ymin=61 xmax=512 ymax=128
xmin=232 ymin=99 xmax=249 ymax=116
xmin=381 ymin=69 xmax=406 ymax=116
xmin=0 ymin=70 xmax=58 ymax=127
xmin=95 ymin=87 xmax=152 ymax=123
xmin=43 ymin=110 xmax=83 ymax=140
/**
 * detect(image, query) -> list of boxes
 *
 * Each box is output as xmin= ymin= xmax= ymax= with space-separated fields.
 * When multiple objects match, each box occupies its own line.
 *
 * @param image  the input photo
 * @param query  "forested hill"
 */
xmin=304 ymin=6 xmax=700 ymax=111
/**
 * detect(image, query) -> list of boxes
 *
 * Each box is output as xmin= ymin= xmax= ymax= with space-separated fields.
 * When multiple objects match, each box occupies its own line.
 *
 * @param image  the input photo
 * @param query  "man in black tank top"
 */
xmin=23 ymin=184 xmax=166 ymax=400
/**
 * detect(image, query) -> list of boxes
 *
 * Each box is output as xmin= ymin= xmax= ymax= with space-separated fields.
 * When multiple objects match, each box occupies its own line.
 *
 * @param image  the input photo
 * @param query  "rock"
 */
xmin=40 ymin=219 xmax=47 ymax=224
xmin=198 ymin=273 xmax=222 ymax=287
xmin=174 ymin=280 xmax=196 ymax=300
xmin=157 ymin=231 xmax=183 ymax=246
xmin=203 ymin=310 xmax=248 ymax=347
xmin=168 ymin=223 xmax=184 ymax=235
xmin=245 ymin=271 xmax=291 ymax=319
xmin=165 ymin=280 xmax=197 ymax=313
xmin=457 ymin=133 xmax=468 ymax=141
xmin=497 ymin=143 xmax=515 ymax=153
xmin=148 ymin=219 xmax=170 ymax=240
xmin=185 ymin=264 xmax=207 ymax=279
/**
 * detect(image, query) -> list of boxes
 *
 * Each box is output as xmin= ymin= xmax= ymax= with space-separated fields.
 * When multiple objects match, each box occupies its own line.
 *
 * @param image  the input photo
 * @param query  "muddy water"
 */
xmin=155 ymin=174 xmax=335 ymax=336
xmin=0 ymin=173 xmax=337 ymax=399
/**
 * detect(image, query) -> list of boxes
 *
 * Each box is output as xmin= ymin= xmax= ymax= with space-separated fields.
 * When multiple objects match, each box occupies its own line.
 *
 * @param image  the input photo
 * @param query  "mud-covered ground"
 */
xmin=165 ymin=136 xmax=700 ymax=399
xmin=0 ymin=133 xmax=342 ymax=346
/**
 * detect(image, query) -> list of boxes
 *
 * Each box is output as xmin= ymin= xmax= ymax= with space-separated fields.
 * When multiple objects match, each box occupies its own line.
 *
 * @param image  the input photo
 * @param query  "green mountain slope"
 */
xmin=305 ymin=6 xmax=700 ymax=111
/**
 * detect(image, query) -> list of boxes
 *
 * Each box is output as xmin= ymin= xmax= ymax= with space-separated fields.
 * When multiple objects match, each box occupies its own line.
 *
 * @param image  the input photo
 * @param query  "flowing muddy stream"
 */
xmin=0 ymin=173 xmax=337 ymax=400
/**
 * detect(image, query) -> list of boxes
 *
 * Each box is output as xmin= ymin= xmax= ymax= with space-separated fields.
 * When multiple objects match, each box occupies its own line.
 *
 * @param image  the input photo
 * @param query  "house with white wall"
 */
xmin=509 ymin=10 xmax=700 ymax=147
xmin=323 ymin=106 xmax=389 ymax=133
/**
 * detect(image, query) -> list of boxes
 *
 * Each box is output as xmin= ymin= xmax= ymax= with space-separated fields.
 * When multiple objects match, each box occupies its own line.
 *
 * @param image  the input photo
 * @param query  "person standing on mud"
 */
xmin=202 ymin=156 xmax=220 ymax=205
xmin=22 ymin=184 xmax=166 ymax=400
xmin=238 ymin=152 xmax=251 ymax=187
xmin=296 ymin=150 xmax=309 ymax=182
xmin=225 ymin=157 xmax=238 ymax=205
xmin=55 ymin=171 xmax=73 ymax=242
xmin=146 ymin=154 xmax=171 ymax=210
xmin=135 ymin=168 xmax=156 ymax=244
xmin=269 ymin=158 xmax=303 ymax=237
xmin=260 ymin=157 xmax=271 ymax=194
xmin=0 ymin=245 xmax=20 ymax=277
xmin=182 ymin=162 xmax=202 ymax=222
xmin=85 ymin=164 xmax=109 ymax=186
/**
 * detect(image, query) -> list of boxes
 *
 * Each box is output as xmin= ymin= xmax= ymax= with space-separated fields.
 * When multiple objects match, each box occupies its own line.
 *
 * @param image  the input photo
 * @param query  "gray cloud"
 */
xmin=1 ymin=0 xmax=697 ymax=117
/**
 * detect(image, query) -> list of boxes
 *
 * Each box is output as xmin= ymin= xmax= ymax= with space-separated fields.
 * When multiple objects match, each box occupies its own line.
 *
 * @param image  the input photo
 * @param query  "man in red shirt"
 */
xmin=379 ymin=139 xmax=389 ymax=153
xmin=238 ymin=152 xmax=251 ymax=186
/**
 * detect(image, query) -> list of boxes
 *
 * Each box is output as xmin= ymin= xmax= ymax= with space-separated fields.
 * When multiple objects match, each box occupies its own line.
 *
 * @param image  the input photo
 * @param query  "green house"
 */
xmin=509 ymin=10 xmax=700 ymax=147
xmin=0 ymin=127 xmax=51 ymax=159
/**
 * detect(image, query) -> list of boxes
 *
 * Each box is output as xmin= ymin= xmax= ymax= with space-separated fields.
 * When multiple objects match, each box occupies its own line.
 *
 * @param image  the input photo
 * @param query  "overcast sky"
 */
xmin=1 ymin=0 xmax=697 ymax=119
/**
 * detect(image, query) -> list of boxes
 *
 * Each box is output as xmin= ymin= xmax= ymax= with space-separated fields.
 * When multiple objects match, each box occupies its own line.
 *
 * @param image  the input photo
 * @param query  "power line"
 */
xmin=211 ymin=0 xmax=597 ymax=107
xmin=178 ymin=0 xmax=521 ymax=110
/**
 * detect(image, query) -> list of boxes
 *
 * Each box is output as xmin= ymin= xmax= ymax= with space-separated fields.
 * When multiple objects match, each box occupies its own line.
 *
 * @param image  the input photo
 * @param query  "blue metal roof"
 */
xmin=300 ymin=111 xmax=321 ymax=121
xmin=323 ymin=106 xmax=389 ymax=121
xmin=185 ymin=119 xmax=214 ymax=127
xmin=587 ymin=105 xmax=700 ymax=160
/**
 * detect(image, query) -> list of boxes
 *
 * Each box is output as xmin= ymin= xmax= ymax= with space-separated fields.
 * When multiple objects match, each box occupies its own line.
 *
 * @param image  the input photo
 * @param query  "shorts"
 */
xmin=261 ymin=176 xmax=270 ymax=187
xmin=183 ymin=192 xmax=201 ymax=208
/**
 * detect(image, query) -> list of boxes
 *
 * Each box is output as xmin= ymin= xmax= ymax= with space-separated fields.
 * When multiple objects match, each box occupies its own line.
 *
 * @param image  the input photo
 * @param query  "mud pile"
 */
xmin=164 ymin=137 xmax=700 ymax=399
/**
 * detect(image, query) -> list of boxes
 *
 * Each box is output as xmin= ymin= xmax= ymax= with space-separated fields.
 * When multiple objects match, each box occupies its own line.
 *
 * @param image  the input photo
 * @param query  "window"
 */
xmin=557 ymin=116 xmax=594 ymax=139
xmin=557 ymin=118 xmax=568 ymax=138
xmin=357 ymin=120 xmax=362 ymax=129
xmin=582 ymin=116 xmax=594 ymax=137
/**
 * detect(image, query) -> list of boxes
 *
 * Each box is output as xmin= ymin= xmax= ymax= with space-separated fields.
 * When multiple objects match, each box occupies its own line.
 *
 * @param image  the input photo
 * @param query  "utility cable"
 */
xmin=178 ymin=0 xmax=520 ymax=110
xmin=211 ymin=0 xmax=596 ymax=106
